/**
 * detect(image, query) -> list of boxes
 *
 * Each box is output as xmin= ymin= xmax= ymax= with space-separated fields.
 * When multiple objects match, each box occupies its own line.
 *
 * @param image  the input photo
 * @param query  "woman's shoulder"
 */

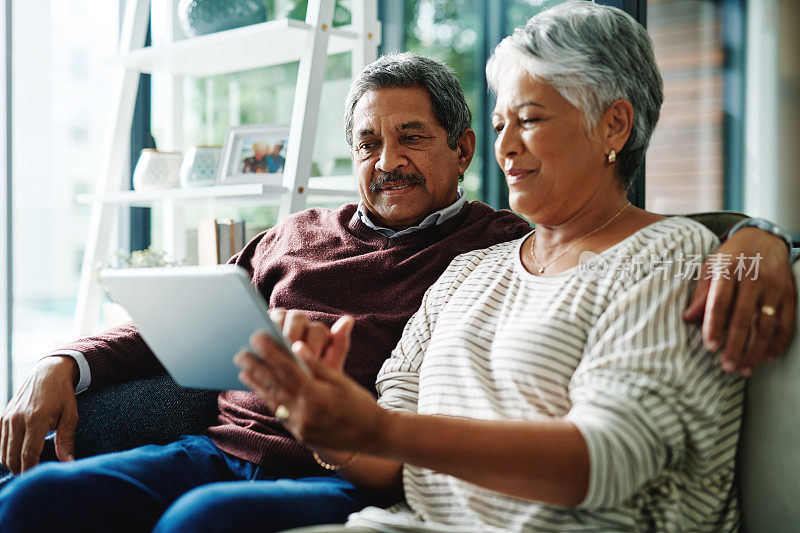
xmin=430 ymin=236 xmax=527 ymax=294
xmin=608 ymin=216 xmax=720 ymax=261
xmin=451 ymin=234 xmax=527 ymax=269
xmin=642 ymin=215 xmax=717 ymax=236
xmin=586 ymin=216 xmax=721 ymax=293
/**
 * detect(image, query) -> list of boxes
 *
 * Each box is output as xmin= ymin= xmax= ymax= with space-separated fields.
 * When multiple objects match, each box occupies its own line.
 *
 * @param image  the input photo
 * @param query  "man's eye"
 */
xmin=521 ymin=118 xmax=541 ymax=125
xmin=403 ymin=135 xmax=423 ymax=142
xmin=359 ymin=142 xmax=379 ymax=151
xmin=492 ymin=123 xmax=504 ymax=134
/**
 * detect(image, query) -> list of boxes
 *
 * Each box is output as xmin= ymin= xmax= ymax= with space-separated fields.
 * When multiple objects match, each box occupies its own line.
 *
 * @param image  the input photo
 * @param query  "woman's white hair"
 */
xmin=486 ymin=1 xmax=663 ymax=188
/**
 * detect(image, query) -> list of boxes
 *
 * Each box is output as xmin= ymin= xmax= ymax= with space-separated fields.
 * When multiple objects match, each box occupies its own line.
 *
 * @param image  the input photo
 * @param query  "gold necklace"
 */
xmin=530 ymin=201 xmax=631 ymax=274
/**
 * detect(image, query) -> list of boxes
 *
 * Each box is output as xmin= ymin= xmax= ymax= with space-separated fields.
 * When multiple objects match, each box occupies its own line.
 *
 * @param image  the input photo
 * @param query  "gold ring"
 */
xmin=274 ymin=404 xmax=290 ymax=421
xmin=761 ymin=305 xmax=777 ymax=317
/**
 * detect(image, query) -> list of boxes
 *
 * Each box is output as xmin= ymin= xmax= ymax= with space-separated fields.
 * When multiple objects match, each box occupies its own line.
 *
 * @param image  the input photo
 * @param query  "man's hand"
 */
xmin=0 ymin=356 xmax=79 ymax=474
xmin=685 ymin=227 xmax=796 ymax=377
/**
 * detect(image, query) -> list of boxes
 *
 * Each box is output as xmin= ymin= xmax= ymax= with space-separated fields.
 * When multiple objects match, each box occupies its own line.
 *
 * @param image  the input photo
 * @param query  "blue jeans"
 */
xmin=0 ymin=435 xmax=398 ymax=533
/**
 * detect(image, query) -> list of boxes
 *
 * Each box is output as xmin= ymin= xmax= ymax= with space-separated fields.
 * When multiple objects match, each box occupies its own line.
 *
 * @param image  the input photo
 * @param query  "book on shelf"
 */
xmin=197 ymin=218 xmax=246 ymax=265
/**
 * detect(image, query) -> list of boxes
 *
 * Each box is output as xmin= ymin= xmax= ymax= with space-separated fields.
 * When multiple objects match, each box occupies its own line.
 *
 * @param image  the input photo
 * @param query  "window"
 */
xmin=645 ymin=0 xmax=728 ymax=214
xmin=403 ymin=0 xmax=484 ymax=200
xmin=743 ymin=0 xmax=799 ymax=238
xmin=395 ymin=1 xmax=747 ymax=215
xmin=8 ymin=0 xmax=121 ymax=391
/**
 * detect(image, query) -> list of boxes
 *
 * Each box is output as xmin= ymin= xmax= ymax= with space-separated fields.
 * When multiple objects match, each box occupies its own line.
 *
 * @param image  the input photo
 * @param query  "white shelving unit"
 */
xmin=74 ymin=0 xmax=379 ymax=335
xmin=75 ymin=176 xmax=360 ymax=207
xmin=118 ymin=19 xmax=362 ymax=76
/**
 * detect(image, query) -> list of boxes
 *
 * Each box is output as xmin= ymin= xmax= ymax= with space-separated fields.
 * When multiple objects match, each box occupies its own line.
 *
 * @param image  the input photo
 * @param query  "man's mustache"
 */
xmin=369 ymin=171 xmax=426 ymax=192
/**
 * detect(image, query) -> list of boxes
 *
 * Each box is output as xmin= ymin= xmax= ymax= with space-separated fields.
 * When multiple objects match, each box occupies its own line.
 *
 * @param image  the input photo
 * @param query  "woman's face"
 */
xmin=492 ymin=68 xmax=613 ymax=225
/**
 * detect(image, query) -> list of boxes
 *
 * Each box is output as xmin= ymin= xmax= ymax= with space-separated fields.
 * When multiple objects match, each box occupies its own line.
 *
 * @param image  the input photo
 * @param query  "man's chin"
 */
xmin=370 ymin=205 xmax=428 ymax=231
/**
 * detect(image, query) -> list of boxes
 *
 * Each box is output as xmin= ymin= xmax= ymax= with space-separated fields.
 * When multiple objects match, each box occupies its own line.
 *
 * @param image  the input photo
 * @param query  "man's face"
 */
xmin=350 ymin=87 xmax=471 ymax=230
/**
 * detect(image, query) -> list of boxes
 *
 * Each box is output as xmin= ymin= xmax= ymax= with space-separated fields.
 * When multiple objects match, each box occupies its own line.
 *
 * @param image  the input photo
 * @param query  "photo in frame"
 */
xmin=218 ymin=124 xmax=290 ymax=184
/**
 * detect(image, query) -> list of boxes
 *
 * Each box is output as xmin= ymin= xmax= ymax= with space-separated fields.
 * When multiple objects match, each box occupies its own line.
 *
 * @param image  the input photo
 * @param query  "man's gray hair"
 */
xmin=486 ymin=1 xmax=663 ymax=188
xmin=344 ymin=52 xmax=472 ymax=150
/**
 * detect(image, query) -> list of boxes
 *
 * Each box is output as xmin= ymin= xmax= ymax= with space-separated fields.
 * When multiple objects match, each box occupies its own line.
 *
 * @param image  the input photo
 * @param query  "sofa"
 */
xmin=738 ymin=257 xmax=800 ymax=532
xmin=1 ymin=212 xmax=798 ymax=531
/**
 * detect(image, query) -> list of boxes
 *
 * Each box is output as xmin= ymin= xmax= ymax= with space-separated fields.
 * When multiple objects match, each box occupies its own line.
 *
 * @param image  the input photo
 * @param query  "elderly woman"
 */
xmin=238 ymin=3 xmax=744 ymax=531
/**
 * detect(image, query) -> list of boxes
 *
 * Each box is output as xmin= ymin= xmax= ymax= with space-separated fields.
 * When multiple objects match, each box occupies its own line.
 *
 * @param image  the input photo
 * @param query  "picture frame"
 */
xmin=217 ymin=124 xmax=290 ymax=184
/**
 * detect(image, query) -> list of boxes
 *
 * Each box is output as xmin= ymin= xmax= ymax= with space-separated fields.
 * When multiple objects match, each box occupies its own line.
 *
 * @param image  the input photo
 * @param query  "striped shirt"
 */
xmin=349 ymin=217 xmax=744 ymax=532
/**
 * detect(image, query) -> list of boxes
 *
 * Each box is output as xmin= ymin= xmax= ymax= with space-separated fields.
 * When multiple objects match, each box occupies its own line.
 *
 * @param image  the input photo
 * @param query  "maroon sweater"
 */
xmin=62 ymin=202 xmax=531 ymax=475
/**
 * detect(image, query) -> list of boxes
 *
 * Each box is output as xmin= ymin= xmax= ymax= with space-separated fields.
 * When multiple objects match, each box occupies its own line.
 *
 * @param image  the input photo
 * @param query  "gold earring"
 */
xmin=607 ymin=149 xmax=616 ymax=163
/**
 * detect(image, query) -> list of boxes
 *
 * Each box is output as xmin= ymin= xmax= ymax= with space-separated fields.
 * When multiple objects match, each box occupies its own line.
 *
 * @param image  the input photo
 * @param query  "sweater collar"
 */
xmin=355 ymin=187 xmax=466 ymax=239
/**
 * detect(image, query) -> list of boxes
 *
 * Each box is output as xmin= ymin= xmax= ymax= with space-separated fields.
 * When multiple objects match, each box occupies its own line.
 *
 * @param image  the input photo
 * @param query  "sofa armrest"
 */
xmin=682 ymin=211 xmax=799 ymax=262
xmin=682 ymin=211 xmax=748 ymax=238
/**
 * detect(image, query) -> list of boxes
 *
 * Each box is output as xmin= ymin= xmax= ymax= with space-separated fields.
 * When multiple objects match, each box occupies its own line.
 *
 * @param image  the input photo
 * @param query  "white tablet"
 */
xmin=100 ymin=264 xmax=309 ymax=391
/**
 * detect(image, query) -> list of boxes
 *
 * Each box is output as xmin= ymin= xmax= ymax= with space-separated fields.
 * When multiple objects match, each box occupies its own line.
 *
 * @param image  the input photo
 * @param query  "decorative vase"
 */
xmin=178 ymin=0 xmax=269 ymax=37
xmin=132 ymin=149 xmax=183 ymax=191
xmin=180 ymin=145 xmax=222 ymax=188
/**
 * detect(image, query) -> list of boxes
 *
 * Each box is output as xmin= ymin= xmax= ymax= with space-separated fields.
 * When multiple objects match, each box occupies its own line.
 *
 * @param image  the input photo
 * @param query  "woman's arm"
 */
xmin=237 ymin=334 xmax=590 ymax=506
xmin=237 ymin=261 xmax=593 ymax=506
xmin=377 ymin=411 xmax=589 ymax=506
xmin=236 ymin=311 xmax=405 ymax=493
xmin=309 ymin=447 xmax=403 ymax=493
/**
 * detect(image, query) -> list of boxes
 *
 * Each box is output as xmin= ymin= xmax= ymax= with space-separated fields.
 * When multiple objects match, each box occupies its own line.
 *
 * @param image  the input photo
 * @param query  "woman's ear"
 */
xmin=602 ymin=99 xmax=634 ymax=153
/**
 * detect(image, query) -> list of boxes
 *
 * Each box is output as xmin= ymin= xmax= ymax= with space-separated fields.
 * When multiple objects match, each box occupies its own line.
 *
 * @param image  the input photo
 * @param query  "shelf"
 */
xmin=117 ymin=19 xmax=364 ymax=77
xmin=76 ymin=176 xmax=359 ymax=207
xmin=306 ymin=175 xmax=360 ymax=200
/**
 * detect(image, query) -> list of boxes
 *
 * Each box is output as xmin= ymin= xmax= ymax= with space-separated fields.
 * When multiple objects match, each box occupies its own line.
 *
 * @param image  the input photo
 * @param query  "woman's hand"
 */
xmin=684 ymin=227 xmax=796 ymax=376
xmin=267 ymin=308 xmax=349 ymax=371
xmin=235 ymin=315 xmax=386 ymax=451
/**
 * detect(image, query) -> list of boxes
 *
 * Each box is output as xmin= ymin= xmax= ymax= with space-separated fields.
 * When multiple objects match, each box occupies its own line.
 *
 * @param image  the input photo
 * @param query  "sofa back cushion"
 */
xmin=738 ymin=260 xmax=800 ymax=532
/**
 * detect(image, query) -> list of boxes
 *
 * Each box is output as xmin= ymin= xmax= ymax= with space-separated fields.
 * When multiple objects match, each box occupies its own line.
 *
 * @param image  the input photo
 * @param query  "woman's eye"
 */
xmin=521 ymin=118 xmax=541 ymax=125
xmin=492 ymin=124 xmax=504 ymax=134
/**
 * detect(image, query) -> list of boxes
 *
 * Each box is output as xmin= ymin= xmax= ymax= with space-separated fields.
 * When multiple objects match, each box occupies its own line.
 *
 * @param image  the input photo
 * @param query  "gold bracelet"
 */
xmin=312 ymin=450 xmax=360 ymax=471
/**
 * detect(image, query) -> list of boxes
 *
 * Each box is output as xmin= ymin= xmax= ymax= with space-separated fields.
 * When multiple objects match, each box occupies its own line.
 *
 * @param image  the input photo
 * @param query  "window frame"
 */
xmin=128 ymin=22 xmax=153 ymax=253
xmin=721 ymin=0 xmax=747 ymax=212
xmin=2 ymin=0 xmax=12 ymax=402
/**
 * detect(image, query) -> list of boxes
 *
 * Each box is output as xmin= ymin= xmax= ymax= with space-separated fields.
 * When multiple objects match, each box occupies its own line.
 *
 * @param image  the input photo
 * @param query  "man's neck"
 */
xmin=358 ymin=188 xmax=465 ymax=236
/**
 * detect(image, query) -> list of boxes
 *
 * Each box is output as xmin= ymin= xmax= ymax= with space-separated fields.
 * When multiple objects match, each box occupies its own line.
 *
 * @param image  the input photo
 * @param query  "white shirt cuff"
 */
xmin=45 ymin=350 xmax=91 ymax=393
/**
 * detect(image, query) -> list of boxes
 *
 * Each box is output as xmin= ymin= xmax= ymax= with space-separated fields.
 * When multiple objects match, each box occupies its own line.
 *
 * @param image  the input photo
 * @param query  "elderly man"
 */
xmin=0 ymin=53 xmax=794 ymax=532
